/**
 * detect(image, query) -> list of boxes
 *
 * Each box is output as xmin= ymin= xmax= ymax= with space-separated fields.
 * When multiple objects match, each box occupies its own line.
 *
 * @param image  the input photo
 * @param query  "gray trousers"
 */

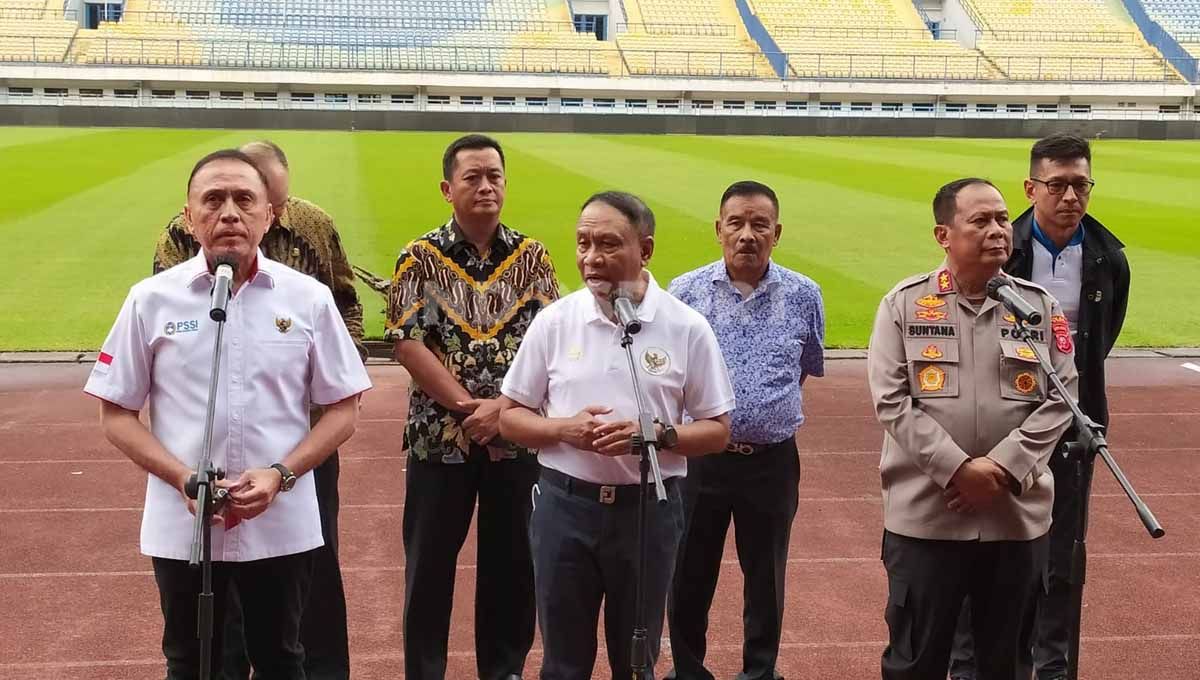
xmin=531 ymin=467 xmax=685 ymax=680
xmin=950 ymin=455 xmax=1077 ymax=680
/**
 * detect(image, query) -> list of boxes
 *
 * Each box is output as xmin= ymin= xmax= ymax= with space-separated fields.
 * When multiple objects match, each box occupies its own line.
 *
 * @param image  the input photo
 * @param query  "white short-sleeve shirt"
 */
xmin=501 ymin=272 xmax=735 ymax=485
xmin=84 ymin=253 xmax=372 ymax=562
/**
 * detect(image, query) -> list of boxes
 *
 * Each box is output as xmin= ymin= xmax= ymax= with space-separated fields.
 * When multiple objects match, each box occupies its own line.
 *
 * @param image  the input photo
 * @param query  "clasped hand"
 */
xmin=179 ymin=467 xmax=284 ymax=528
xmin=559 ymin=406 xmax=641 ymax=457
xmin=945 ymin=457 xmax=1011 ymax=514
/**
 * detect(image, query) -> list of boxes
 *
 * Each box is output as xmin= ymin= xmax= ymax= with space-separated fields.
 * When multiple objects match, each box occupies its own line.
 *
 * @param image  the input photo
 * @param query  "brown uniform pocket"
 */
xmin=999 ymin=340 xmax=1047 ymax=402
xmin=904 ymin=338 xmax=959 ymax=398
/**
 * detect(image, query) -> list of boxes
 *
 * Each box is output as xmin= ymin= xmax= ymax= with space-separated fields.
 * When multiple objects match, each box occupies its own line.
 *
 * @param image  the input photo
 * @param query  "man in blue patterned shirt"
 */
xmin=666 ymin=181 xmax=825 ymax=680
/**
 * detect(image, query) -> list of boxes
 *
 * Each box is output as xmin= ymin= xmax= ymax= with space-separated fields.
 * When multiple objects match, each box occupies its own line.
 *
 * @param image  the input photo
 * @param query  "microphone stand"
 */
xmin=617 ymin=323 xmax=668 ymax=679
xmin=1011 ymin=320 xmax=1164 ymax=680
xmin=184 ymin=299 xmax=232 ymax=680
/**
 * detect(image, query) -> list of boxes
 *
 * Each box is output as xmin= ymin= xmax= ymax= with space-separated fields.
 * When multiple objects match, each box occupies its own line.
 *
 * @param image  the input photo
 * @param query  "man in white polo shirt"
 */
xmin=85 ymin=149 xmax=371 ymax=680
xmin=499 ymin=191 xmax=735 ymax=679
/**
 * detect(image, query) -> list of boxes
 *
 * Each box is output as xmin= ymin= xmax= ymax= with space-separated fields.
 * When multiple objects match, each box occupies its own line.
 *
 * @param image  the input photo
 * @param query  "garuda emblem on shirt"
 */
xmin=275 ymin=317 xmax=293 ymax=334
xmin=642 ymin=348 xmax=670 ymax=376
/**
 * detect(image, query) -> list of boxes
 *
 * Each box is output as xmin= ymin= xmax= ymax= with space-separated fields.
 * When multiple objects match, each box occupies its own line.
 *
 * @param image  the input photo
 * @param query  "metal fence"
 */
xmin=1 ymin=35 xmax=1195 ymax=83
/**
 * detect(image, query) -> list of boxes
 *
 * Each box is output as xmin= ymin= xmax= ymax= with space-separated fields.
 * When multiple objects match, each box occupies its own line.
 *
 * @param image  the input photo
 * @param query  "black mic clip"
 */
xmin=611 ymin=289 xmax=642 ymax=336
xmin=986 ymin=276 xmax=1043 ymax=326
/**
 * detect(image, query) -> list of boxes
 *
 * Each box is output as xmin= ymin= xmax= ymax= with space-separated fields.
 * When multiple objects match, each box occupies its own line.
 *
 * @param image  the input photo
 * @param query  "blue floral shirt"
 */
xmin=669 ymin=260 xmax=824 ymax=444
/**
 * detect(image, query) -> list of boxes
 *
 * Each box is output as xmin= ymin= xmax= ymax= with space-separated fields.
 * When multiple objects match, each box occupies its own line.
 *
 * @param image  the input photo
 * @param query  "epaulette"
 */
xmin=884 ymin=271 xmax=935 ymax=299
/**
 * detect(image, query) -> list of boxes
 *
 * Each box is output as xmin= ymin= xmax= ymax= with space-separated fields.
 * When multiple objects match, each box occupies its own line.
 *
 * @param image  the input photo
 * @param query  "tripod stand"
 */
xmin=1010 ymin=319 xmax=1164 ymax=680
xmin=616 ymin=322 xmax=669 ymax=679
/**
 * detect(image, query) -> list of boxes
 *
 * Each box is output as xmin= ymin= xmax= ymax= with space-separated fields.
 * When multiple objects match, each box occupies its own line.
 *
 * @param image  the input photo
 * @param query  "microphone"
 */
xmin=209 ymin=257 xmax=237 ymax=322
xmin=612 ymin=289 xmax=642 ymax=335
xmin=987 ymin=276 xmax=1043 ymax=326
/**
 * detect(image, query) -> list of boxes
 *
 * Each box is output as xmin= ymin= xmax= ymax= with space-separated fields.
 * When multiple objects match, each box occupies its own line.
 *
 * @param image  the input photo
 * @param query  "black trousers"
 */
xmin=152 ymin=550 xmax=314 ymax=680
xmin=222 ymin=452 xmax=348 ymax=680
xmin=667 ymin=439 xmax=799 ymax=680
xmin=530 ymin=468 xmax=685 ymax=680
xmin=950 ymin=455 xmax=1075 ymax=680
xmin=402 ymin=451 xmax=539 ymax=680
xmin=881 ymin=530 xmax=1048 ymax=680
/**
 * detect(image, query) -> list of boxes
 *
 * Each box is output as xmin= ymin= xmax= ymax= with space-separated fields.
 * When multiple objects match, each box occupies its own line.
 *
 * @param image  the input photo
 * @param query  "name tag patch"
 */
xmin=908 ymin=324 xmax=957 ymax=338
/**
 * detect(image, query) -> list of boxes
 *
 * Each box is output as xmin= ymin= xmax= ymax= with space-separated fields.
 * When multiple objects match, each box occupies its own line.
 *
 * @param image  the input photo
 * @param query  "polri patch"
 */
xmin=918 ymin=364 xmax=946 ymax=392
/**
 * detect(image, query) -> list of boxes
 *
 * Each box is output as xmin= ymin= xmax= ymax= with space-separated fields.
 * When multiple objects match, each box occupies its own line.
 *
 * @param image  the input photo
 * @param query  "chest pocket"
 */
xmin=999 ymin=340 xmax=1047 ymax=402
xmin=904 ymin=338 xmax=959 ymax=399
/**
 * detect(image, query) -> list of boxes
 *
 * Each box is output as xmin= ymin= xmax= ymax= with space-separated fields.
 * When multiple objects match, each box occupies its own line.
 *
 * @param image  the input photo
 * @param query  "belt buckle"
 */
xmin=727 ymin=442 xmax=755 ymax=456
xmin=599 ymin=485 xmax=616 ymax=505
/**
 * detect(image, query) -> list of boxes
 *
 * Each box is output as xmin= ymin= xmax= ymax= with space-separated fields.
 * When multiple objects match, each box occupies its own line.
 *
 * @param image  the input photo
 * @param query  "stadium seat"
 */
xmin=1140 ymin=0 xmax=1200 ymax=59
xmin=748 ymin=0 xmax=1001 ymax=80
xmin=615 ymin=0 xmax=773 ymax=78
xmin=961 ymin=0 xmax=1183 ymax=81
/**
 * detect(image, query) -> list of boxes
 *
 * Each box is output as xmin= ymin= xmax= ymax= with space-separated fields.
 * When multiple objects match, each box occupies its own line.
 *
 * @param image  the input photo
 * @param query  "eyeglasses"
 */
xmin=1030 ymin=177 xmax=1095 ymax=196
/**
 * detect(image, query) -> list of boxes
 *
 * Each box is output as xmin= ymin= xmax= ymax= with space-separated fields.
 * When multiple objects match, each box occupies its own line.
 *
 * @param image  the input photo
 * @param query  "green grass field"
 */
xmin=1 ymin=127 xmax=1197 ymax=350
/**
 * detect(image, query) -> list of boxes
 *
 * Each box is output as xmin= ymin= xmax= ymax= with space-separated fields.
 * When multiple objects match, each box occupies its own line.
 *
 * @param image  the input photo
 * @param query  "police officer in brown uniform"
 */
xmin=867 ymin=178 xmax=1078 ymax=680
xmin=153 ymin=140 xmax=364 ymax=680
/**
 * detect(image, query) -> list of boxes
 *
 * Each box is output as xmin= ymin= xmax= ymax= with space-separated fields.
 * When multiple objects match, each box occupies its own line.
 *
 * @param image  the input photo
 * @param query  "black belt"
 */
xmin=723 ymin=438 xmax=792 ymax=456
xmin=538 ymin=467 xmax=677 ymax=507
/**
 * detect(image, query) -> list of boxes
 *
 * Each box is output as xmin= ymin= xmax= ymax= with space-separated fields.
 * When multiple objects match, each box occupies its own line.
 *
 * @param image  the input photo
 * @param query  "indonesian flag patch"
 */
xmin=94 ymin=351 xmax=113 ymax=375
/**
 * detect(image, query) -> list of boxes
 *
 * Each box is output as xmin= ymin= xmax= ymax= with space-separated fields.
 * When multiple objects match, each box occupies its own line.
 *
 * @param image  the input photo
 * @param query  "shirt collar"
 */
xmin=444 ymin=218 xmax=517 ymax=255
xmin=185 ymin=250 xmax=275 ymax=291
xmin=585 ymin=270 xmax=662 ymax=327
xmin=1031 ymin=214 xmax=1084 ymax=259
xmin=710 ymin=260 xmax=782 ymax=293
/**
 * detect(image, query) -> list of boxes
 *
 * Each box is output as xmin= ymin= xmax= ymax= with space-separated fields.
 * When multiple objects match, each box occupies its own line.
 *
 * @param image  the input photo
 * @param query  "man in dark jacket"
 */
xmin=950 ymin=134 xmax=1130 ymax=680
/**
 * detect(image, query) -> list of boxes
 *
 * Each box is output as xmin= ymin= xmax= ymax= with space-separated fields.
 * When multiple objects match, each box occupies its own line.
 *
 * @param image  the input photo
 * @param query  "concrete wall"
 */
xmin=2 ymin=104 xmax=1197 ymax=138
xmin=940 ymin=0 xmax=981 ymax=49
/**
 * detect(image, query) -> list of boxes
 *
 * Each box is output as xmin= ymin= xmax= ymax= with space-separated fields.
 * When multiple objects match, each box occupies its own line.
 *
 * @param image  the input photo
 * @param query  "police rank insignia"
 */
xmin=918 ymin=364 xmax=946 ymax=392
xmin=921 ymin=344 xmax=944 ymax=360
xmin=1003 ymin=313 xmax=1018 ymax=324
xmin=1016 ymin=346 xmax=1037 ymax=360
xmin=937 ymin=270 xmax=954 ymax=293
xmin=916 ymin=295 xmax=946 ymax=309
xmin=641 ymin=348 xmax=670 ymax=376
xmin=1014 ymin=371 xmax=1038 ymax=394
xmin=275 ymin=317 xmax=293 ymax=334
xmin=915 ymin=309 xmax=949 ymax=322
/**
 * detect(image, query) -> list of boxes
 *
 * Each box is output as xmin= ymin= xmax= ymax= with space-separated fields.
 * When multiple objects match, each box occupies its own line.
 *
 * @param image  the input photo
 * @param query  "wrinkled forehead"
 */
xmin=189 ymin=160 xmax=267 ymax=199
xmin=577 ymin=202 xmax=637 ymax=241
xmin=720 ymin=193 xmax=778 ymax=221
xmin=955 ymin=184 xmax=1007 ymax=219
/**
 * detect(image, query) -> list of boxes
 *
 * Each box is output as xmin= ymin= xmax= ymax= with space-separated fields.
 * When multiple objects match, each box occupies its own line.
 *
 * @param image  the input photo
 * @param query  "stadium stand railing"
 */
xmin=959 ymin=0 xmax=1189 ymax=82
xmin=1135 ymin=0 xmax=1200 ymax=79
xmin=1119 ymin=0 xmax=1200 ymax=83
xmin=0 ymin=1 xmax=1194 ymax=82
xmin=613 ymin=0 xmax=774 ymax=78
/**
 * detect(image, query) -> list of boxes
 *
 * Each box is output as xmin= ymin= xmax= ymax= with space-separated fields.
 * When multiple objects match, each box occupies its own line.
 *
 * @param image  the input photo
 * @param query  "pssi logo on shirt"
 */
xmin=164 ymin=320 xmax=200 ymax=336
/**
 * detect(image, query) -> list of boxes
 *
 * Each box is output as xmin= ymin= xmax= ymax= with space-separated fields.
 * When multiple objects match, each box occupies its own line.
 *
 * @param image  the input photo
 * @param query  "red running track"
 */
xmin=0 ymin=358 xmax=1197 ymax=679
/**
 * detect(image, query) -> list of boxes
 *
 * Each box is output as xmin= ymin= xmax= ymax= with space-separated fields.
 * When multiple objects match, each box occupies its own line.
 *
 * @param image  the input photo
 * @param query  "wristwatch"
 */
xmin=654 ymin=418 xmax=679 ymax=450
xmin=270 ymin=463 xmax=297 ymax=492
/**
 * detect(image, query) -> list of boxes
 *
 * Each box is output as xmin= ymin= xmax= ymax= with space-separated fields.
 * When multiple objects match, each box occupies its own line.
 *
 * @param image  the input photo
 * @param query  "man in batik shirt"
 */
xmin=386 ymin=134 xmax=559 ymax=680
